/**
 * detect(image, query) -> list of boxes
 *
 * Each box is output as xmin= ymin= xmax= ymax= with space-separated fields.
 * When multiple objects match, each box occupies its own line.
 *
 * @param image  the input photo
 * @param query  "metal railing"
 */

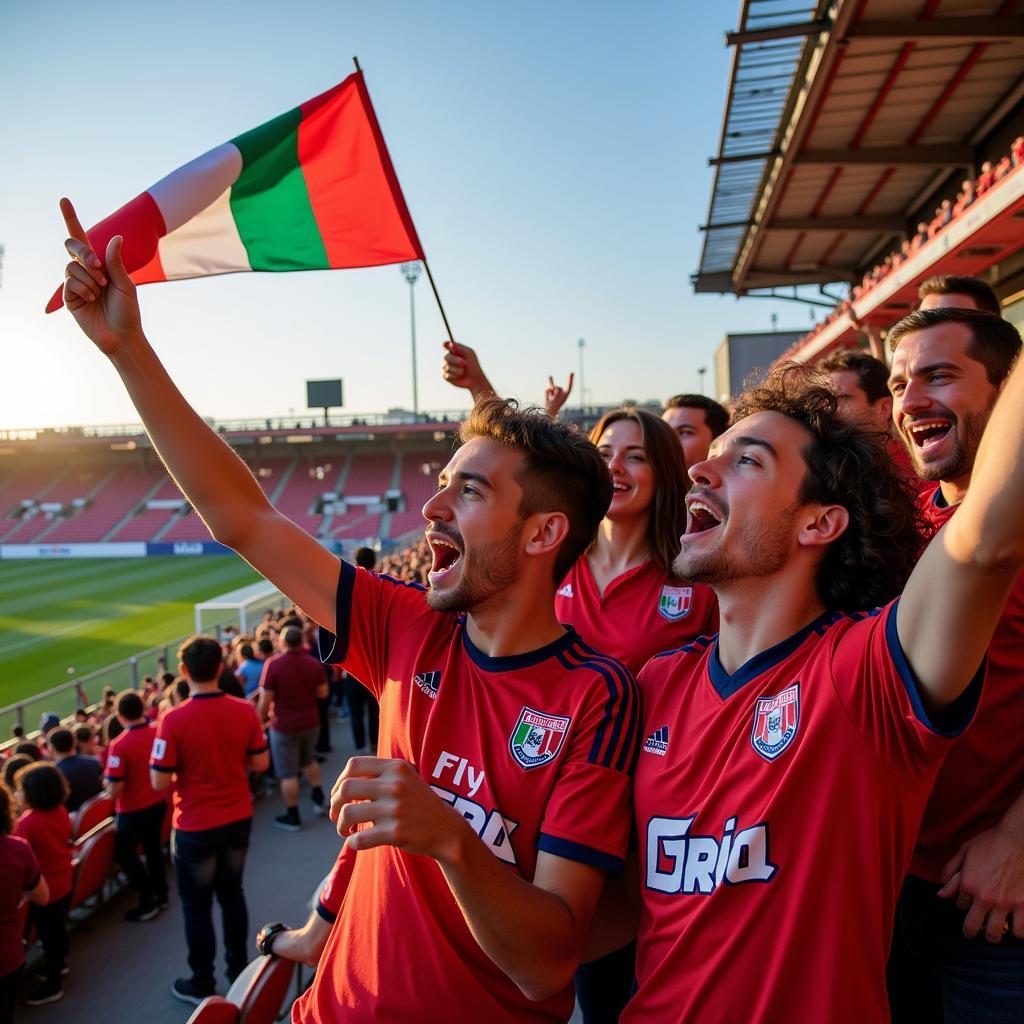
xmin=0 ymin=612 xmax=242 ymax=746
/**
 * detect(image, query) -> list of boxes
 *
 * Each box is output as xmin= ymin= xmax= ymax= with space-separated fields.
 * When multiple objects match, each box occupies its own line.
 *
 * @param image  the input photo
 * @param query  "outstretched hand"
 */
xmin=59 ymin=198 xmax=142 ymax=355
xmin=939 ymin=825 xmax=1024 ymax=942
xmin=544 ymin=373 xmax=574 ymax=419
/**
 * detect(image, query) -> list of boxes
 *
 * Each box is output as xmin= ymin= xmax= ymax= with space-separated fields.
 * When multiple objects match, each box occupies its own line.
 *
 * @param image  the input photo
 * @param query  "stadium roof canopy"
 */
xmin=694 ymin=0 xmax=1024 ymax=296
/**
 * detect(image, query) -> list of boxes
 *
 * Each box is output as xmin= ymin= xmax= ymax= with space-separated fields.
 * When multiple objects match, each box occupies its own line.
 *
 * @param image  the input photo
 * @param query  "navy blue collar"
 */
xmin=461 ymin=620 xmax=579 ymax=672
xmin=127 ymin=722 xmax=148 ymax=730
xmin=709 ymin=610 xmax=836 ymax=700
xmin=190 ymin=691 xmax=226 ymax=699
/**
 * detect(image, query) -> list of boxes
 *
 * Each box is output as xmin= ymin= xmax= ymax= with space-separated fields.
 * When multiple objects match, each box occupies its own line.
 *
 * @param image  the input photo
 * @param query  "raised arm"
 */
xmin=898 ymin=351 xmax=1024 ymax=708
xmin=59 ymin=199 xmax=339 ymax=628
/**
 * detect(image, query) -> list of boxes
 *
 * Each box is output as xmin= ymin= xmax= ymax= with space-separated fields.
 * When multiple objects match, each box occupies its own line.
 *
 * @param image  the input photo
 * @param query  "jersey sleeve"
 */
xmin=150 ymin=715 xmax=178 ymax=774
xmin=830 ymin=600 xmax=982 ymax=778
xmin=18 ymin=839 xmax=41 ymax=893
xmin=316 ymin=843 xmax=356 ymax=923
xmin=104 ymin=738 xmax=125 ymax=782
xmin=536 ymin=660 xmax=641 ymax=875
xmin=316 ymin=560 xmax=434 ymax=700
xmin=247 ymin=705 xmax=269 ymax=756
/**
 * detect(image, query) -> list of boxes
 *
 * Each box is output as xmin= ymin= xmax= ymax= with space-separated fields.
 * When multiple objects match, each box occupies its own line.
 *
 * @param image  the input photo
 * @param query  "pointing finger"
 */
xmin=60 ymin=198 xmax=91 ymax=246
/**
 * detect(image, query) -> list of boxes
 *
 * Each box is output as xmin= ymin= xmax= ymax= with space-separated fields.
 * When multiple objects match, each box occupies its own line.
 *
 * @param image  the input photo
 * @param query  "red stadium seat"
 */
xmin=70 ymin=820 xmax=116 ymax=909
xmin=185 ymin=997 xmax=239 ymax=1024
xmin=226 ymin=956 xmax=295 ymax=1024
xmin=71 ymin=793 xmax=115 ymax=841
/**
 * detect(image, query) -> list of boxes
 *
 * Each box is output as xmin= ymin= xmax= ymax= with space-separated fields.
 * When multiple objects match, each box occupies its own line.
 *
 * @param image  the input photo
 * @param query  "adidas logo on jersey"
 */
xmin=643 ymin=726 xmax=669 ymax=756
xmin=556 ymin=582 xmax=573 ymax=598
xmin=414 ymin=671 xmax=442 ymax=699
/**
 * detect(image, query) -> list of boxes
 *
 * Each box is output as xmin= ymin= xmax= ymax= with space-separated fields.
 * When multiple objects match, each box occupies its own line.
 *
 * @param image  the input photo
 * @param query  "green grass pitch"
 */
xmin=0 ymin=556 xmax=260 ymax=724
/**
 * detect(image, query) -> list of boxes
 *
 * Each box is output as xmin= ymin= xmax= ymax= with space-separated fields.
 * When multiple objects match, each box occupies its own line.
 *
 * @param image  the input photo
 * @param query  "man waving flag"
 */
xmin=46 ymin=70 xmax=423 ymax=312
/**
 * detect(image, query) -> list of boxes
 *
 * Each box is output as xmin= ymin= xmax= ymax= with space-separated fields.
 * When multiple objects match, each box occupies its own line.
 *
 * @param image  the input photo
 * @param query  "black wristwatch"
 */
xmin=257 ymin=921 xmax=289 ymax=957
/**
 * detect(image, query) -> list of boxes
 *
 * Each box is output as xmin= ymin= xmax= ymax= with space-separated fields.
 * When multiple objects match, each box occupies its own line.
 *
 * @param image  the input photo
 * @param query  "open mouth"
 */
xmin=427 ymin=533 xmax=463 ymax=583
xmin=611 ymin=481 xmax=632 ymax=495
xmin=685 ymin=499 xmax=723 ymax=535
xmin=906 ymin=418 xmax=953 ymax=454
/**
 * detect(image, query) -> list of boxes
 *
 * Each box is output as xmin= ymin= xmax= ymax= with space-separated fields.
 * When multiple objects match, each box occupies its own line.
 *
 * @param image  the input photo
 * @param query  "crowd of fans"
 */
xmin=12 ymin=224 xmax=1024 ymax=1024
xmin=789 ymin=137 xmax=1024 ymax=355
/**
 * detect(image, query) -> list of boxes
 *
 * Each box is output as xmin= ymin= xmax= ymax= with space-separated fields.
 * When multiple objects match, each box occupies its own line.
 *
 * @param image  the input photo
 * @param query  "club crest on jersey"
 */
xmin=750 ymin=683 xmax=800 ymax=762
xmin=557 ymin=582 xmax=573 ymax=598
xmin=414 ymin=671 xmax=442 ymax=699
xmin=509 ymin=707 xmax=571 ymax=770
xmin=658 ymin=585 xmax=692 ymax=621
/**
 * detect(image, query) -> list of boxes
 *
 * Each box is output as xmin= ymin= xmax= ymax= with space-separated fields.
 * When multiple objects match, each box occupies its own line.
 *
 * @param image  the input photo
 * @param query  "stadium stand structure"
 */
xmin=0 ymin=417 xmax=460 ymax=548
xmin=694 ymin=0 xmax=1024 ymax=376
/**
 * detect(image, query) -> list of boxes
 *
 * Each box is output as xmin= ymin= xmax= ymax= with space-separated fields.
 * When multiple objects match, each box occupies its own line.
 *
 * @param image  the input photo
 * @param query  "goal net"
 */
xmin=194 ymin=580 xmax=287 ymax=637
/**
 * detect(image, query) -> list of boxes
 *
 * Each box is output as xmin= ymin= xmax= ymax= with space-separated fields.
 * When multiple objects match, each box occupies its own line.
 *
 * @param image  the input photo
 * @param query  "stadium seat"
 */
xmin=70 ymin=820 xmax=116 ymax=909
xmin=72 ymin=792 xmax=115 ymax=840
xmin=226 ymin=955 xmax=296 ymax=1024
xmin=185 ymin=997 xmax=240 ymax=1024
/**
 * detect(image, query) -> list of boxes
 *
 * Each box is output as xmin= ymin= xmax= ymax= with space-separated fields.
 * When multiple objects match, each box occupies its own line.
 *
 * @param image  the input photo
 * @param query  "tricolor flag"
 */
xmin=46 ymin=71 xmax=423 ymax=313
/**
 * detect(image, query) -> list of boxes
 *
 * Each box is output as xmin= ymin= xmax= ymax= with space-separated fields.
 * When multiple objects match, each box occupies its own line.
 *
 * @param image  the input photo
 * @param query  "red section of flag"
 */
xmin=46 ymin=191 xmax=167 ymax=312
xmin=298 ymin=72 xmax=424 ymax=268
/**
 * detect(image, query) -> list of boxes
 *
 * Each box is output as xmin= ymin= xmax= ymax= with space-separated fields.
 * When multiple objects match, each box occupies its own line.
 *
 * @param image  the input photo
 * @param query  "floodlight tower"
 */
xmin=401 ymin=262 xmax=423 ymax=418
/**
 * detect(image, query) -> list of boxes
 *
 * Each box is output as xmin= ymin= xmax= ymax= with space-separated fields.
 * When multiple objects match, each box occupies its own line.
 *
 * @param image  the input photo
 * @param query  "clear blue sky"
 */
xmin=0 ymin=0 xmax=813 ymax=431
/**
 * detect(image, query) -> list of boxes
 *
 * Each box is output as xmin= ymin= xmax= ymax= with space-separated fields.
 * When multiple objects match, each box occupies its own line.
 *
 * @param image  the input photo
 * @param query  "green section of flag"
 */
xmin=513 ymin=722 xmax=532 ymax=746
xmin=229 ymin=107 xmax=329 ymax=272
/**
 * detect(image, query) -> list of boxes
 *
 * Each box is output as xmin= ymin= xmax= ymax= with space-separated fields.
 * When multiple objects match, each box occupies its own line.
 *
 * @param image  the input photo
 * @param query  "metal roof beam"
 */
xmin=846 ymin=16 xmax=1024 ymax=42
xmin=797 ymin=144 xmax=974 ymax=166
xmin=726 ymin=18 xmax=832 ymax=47
xmin=771 ymin=216 xmax=904 ymax=231
xmin=710 ymin=150 xmax=780 ymax=166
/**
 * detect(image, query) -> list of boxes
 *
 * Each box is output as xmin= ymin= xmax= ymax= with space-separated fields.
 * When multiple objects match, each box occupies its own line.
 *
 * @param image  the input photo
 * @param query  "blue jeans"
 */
xmin=888 ymin=873 xmax=1024 ymax=1023
xmin=172 ymin=817 xmax=252 ymax=987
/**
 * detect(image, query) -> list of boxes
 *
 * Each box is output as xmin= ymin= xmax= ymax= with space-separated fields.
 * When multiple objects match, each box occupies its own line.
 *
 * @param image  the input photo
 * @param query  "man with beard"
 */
xmin=591 ymin=343 xmax=1024 ymax=1023
xmin=886 ymin=307 xmax=1024 ymax=1022
xmin=57 ymin=200 xmax=639 ymax=1024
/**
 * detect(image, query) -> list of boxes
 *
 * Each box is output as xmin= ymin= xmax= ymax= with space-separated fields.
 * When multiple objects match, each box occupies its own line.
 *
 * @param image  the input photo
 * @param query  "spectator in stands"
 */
xmin=661 ymin=394 xmax=730 ymax=468
xmin=105 ymin=690 xmax=167 ymax=923
xmin=976 ymin=160 xmax=995 ymax=196
xmin=47 ymin=728 xmax=102 ymax=813
xmin=0 ymin=781 xmax=48 ymax=1023
xmin=1013 ymin=136 xmax=1024 ymax=167
xmin=256 ymin=637 xmax=274 ymax=664
xmin=149 ymin=635 xmax=269 ymax=1005
xmin=216 ymin=663 xmax=245 ymax=699
xmin=819 ymin=349 xmax=892 ymax=434
xmin=12 ymin=744 xmax=40 ymax=764
xmin=99 ymin=715 xmax=123 ymax=747
xmin=234 ymin=643 xmax=263 ymax=698
xmin=345 ymin=548 xmax=381 ymax=754
xmin=73 ymin=724 xmax=100 ymax=760
xmin=37 ymin=714 xmax=59 ymax=738
xmin=14 ymin=764 xmax=72 ymax=1007
xmin=258 ymin=627 xmax=329 ymax=831
xmin=918 ymin=274 xmax=1001 ymax=316
xmin=3 ymin=758 xmax=31 ymax=793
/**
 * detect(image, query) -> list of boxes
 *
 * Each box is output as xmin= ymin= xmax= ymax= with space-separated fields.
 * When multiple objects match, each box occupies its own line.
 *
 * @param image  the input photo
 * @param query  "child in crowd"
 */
xmin=13 ymin=764 xmax=72 ymax=1006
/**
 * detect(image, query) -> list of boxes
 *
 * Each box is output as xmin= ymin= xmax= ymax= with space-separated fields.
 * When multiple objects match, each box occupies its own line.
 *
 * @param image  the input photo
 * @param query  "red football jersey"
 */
xmin=292 ymin=562 xmax=638 ymax=1024
xmin=554 ymin=558 xmax=718 ymax=675
xmin=14 ymin=807 xmax=72 ymax=903
xmin=105 ymin=722 xmax=164 ymax=814
xmin=911 ymin=485 xmax=1024 ymax=881
xmin=150 ymin=692 xmax=267 ymax=832
xmin=625 ymin=603 xmax=981 ymax=1024
xmin=316 ymin=843 xmax=353 ymax=924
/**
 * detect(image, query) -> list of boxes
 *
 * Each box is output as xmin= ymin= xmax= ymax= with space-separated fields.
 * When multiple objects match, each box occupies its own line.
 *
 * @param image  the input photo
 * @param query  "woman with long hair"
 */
xmin=555 ymin=407 xmax=718 ymax=675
